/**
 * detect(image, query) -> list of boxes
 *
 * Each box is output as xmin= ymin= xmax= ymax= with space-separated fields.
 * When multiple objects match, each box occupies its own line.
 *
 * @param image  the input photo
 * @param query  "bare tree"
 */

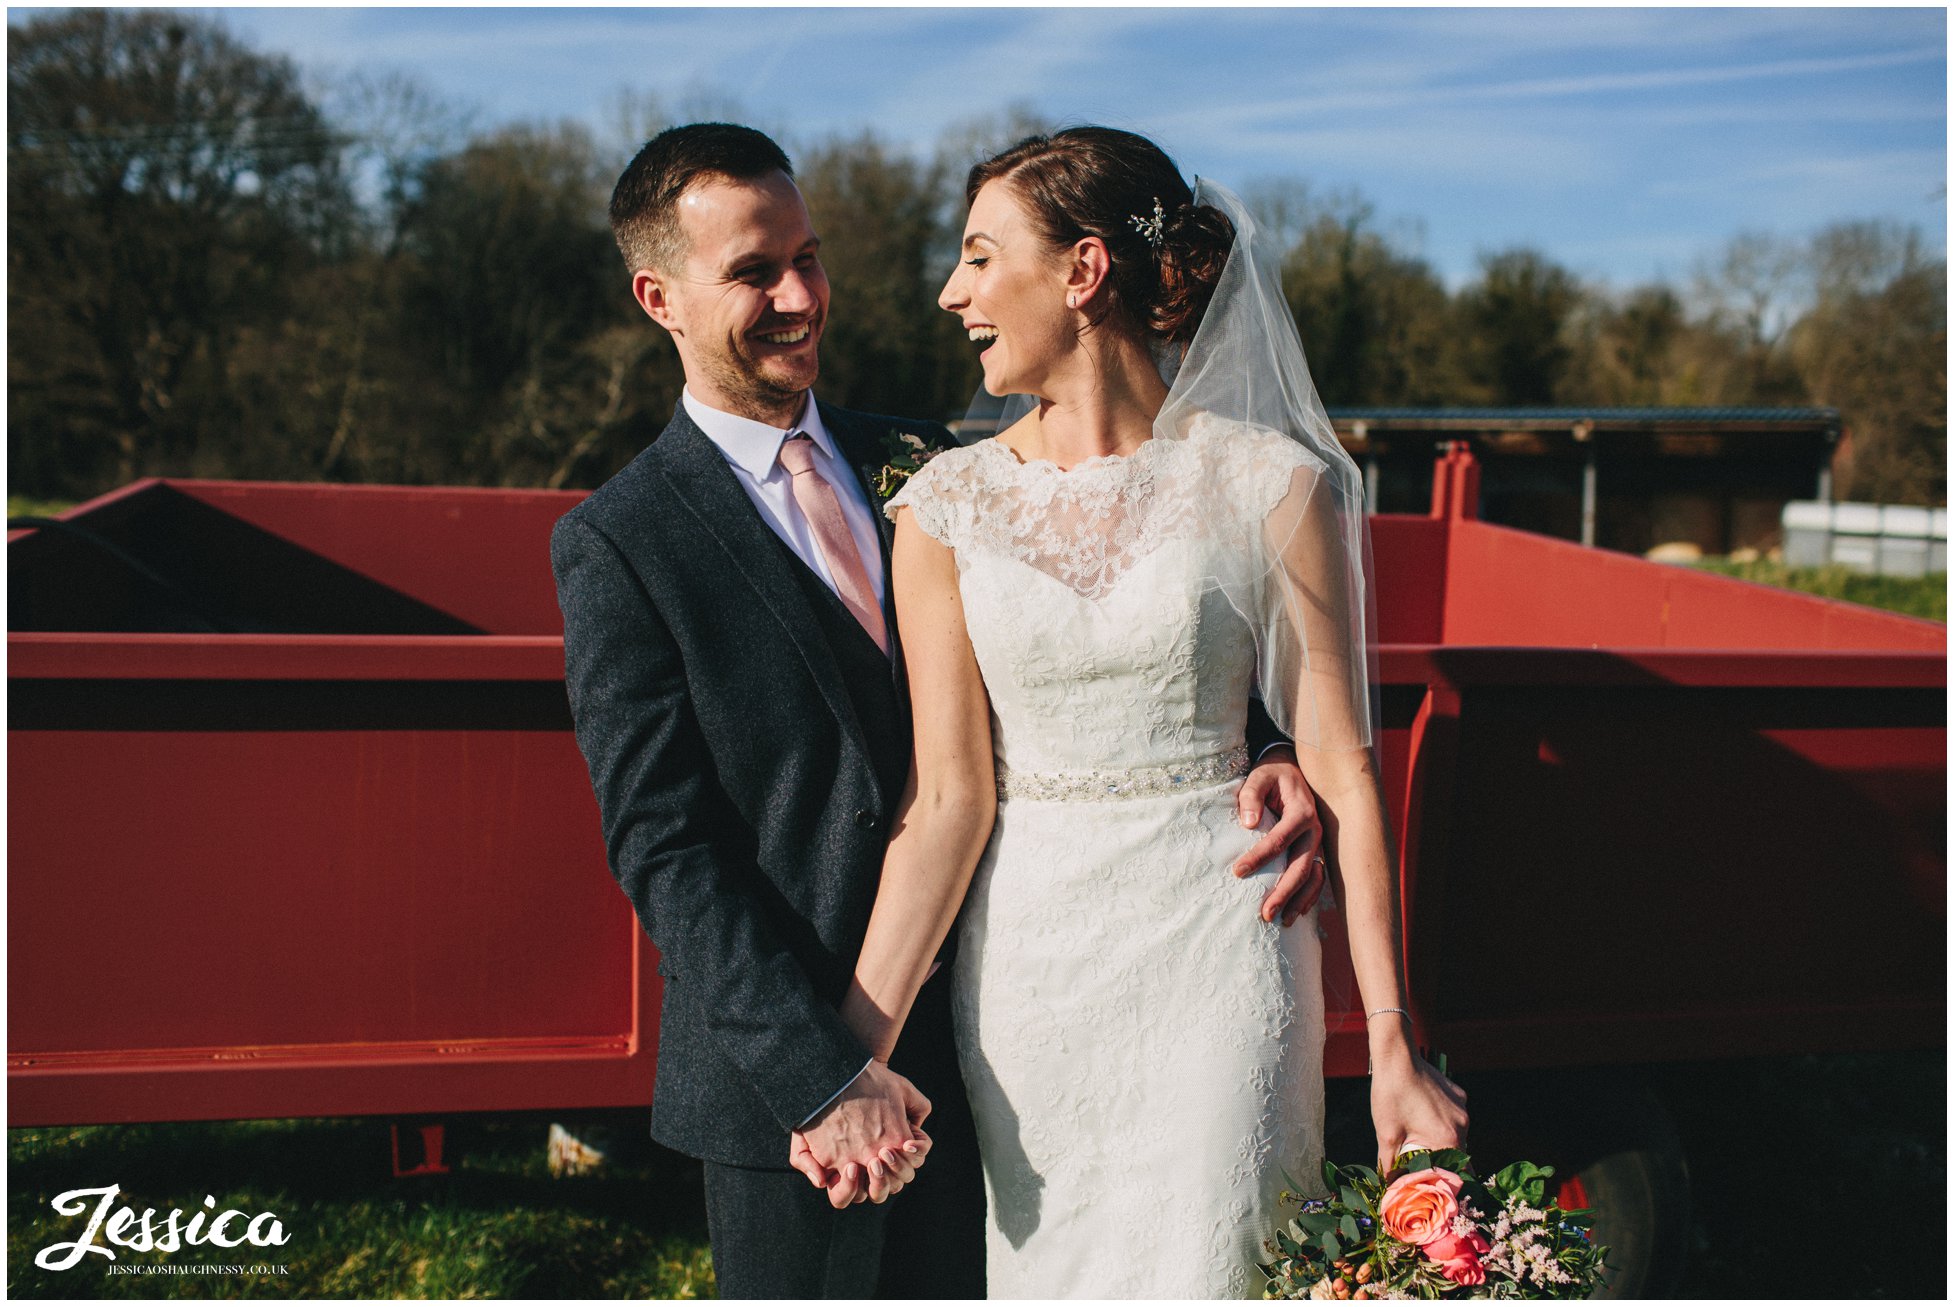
xmin=1453 ymin=249 xmax=1582 ymax=405
xmin=9 ymin=8 xmax=349 ymax=493
xmin=391 ymin=120 xmax=640 ymax=484
xmin=1564 ymin=285 xmax=1694 ymax=405
xmin=1788 ymin=222 xmax=1945 ymax=503
xmin=800 ymin=131 xmax=971 ymax=423
xmin=1280 ymin=199 xmax=1461 ymax=406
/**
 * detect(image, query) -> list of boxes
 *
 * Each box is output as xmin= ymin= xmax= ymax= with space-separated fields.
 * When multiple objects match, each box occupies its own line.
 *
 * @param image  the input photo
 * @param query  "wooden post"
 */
xmin=1355 ymin=421 xmax=1379 ymax=513
xmin=1575 ymin=420 xmax=1597 ymax=547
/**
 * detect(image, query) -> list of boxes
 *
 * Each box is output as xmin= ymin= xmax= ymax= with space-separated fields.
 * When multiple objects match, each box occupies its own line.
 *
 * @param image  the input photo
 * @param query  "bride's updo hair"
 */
xmin=967 ymin=126 xmax=1235 ymax=345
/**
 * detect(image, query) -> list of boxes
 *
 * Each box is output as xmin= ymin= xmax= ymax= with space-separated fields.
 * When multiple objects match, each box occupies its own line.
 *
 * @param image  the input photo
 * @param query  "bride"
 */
xmin=831 ymin=127 xmax=1466 ymax=1297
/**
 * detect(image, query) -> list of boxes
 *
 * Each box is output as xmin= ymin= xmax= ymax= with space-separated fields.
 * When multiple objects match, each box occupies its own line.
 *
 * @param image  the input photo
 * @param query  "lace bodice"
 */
xmin=885 ymin=414 xmax=1318 ymax=776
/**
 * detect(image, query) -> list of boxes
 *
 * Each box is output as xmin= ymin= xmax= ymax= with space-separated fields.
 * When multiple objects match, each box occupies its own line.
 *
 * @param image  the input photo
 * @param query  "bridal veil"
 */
xmin=968 ymin=177 xmax=1381 ymax=755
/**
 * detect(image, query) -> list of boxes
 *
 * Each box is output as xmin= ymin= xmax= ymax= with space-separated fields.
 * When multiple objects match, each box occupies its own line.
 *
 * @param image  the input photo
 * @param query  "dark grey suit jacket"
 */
xmin=551 ymin=398 xmax=954 ymax=1168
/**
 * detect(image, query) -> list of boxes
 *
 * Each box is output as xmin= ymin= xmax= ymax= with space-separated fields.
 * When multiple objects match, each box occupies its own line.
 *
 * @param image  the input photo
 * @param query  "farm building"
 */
xmin=1328 ymin=407 xmax=1841 ymax=557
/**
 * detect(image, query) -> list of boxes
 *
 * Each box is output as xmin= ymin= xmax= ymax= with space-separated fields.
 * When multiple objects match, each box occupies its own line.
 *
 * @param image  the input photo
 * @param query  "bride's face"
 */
xmin=939 ymin=179 xmax=1076 ymax=398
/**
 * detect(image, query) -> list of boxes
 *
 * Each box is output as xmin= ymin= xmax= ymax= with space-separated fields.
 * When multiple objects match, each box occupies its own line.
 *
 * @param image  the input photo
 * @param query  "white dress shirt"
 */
xmin=683 ymin=389 xmax=886 ymax=607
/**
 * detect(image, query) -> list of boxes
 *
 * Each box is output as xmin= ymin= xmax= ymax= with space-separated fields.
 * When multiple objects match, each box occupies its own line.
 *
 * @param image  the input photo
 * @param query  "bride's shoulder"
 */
xmin=891 ymin=437 xmax=995 ymax=496
xmin=1183 ymin=410 xmax=1329 ymax=477
xmin=880 ymin=438 xmax=999 ymax=538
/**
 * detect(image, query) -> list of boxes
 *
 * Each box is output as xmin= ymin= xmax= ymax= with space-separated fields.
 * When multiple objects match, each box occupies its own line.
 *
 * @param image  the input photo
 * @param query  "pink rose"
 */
xmin=1422 ymin=1228 xmax=1492 ymax=1286
xmin=1377 ymin=1168 xmax=1464 ymax=1246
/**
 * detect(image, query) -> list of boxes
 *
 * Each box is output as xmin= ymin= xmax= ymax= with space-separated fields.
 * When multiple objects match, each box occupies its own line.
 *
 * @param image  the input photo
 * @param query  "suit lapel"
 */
xmin=654 ymin=408 xmax=871 ymax=762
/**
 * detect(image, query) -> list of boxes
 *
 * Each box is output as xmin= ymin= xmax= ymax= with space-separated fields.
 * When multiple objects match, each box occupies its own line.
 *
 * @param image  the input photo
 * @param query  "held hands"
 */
xmin=1232 ymin=745 xmax=1326 ymax=925
xmin=788 ymin=1060 xmax=933 ymax=1209
xmin=1367 ymin=1039 xmax=1470 ymax=1176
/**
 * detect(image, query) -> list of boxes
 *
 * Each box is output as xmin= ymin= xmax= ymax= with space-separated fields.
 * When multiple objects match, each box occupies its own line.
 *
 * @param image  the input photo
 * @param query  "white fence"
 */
xmin=1782 ymin=501 xmax=1947 ymax=576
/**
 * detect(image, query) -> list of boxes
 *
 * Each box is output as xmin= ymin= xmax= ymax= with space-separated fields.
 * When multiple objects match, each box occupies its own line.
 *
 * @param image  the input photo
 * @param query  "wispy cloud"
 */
xmin=90 ymin=6 xmax=1942 ymax=286
xmin=1157 ymin=45 xmax=1942 ymax=136
xmin=1646 ymin=147 xmax=1949 ymax=199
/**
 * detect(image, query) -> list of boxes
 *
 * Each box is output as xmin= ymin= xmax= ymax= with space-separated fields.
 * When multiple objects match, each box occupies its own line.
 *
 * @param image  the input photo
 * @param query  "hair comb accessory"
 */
xmin=1128 ymin=196 xmax=1166 ymax=249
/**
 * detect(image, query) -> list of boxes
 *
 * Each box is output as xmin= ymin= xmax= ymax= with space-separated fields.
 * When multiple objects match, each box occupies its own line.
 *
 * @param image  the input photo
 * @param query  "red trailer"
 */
xmin=9 ymin=447 xmax=1943 ymax=1295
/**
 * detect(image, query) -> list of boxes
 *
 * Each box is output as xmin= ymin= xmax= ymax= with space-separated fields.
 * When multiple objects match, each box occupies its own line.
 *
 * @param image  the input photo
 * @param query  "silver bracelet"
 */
xmin=1365 ymin=1007 xmax=1413 ymax=1076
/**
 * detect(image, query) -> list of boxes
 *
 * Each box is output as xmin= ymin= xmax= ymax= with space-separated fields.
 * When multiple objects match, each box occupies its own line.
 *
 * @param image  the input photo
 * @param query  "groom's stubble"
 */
xmin=645 ymin=171 xmax=830 ymax=428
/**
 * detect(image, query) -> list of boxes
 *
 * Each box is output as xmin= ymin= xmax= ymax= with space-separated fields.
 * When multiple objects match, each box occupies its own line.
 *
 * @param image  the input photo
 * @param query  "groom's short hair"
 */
xmin=610 ymin=123 xmax=795 ymax=275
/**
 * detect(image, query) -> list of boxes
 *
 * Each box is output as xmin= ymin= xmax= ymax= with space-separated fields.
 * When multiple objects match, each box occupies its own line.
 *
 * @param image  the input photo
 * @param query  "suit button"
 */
xmin=854 ymin=810 xmax=877 ymax=830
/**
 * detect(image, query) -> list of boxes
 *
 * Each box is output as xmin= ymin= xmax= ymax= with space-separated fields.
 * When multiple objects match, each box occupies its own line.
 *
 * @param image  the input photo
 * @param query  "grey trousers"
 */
xmin=702 ymin=972 xmax=985 ymax=1299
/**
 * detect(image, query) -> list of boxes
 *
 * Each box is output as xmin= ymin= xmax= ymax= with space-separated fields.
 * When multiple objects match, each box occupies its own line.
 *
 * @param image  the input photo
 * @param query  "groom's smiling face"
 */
xmin=644 ymin=170 xmax=829 ymax=425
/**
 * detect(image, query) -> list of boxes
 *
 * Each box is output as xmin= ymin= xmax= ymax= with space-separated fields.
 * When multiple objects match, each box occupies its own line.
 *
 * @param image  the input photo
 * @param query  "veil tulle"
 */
xmin=961 ymin=177 xmax=1381 ymax=758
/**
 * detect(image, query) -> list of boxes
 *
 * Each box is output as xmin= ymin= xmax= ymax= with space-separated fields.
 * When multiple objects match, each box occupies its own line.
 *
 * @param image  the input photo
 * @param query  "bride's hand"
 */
xmin=1369 ymin=1047 xmax=1469 ymax=1175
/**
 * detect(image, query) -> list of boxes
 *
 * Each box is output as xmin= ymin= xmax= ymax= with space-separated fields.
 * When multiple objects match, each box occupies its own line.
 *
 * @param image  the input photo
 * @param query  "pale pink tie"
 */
xmin=778 ymin=434 xmax=888 ymax=653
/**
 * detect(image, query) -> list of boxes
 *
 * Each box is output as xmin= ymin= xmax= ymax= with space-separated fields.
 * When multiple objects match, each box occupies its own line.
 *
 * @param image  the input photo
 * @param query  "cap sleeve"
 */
xmin=881 ymin=442 xmax=984 ymax=550
xmin=1186 ymin=412 xmax=1329 ymax=548
xmin=1183 ymin=413 xmax=1371 ymax=752
xmin=1207 ymin=415 xmax=1328 ymax=531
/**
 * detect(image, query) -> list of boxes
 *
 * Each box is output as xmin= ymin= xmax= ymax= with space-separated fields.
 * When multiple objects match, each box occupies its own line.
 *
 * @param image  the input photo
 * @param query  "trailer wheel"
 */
xmin=1462 ymin=1069 xmax=1691 ymax=1299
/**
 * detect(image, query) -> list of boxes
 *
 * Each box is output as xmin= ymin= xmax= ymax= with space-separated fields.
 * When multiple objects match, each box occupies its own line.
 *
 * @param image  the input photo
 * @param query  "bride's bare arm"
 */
xmin=837 ymin=508 xmax=997 ymax=1061
xmin=1269 ymin=465 xmax=1468 ymax=1170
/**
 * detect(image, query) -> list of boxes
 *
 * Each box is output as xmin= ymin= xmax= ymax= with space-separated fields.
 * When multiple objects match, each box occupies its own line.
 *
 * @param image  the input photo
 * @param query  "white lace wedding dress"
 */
xmin=885 ymin=413 xmax=1328 ymax=1299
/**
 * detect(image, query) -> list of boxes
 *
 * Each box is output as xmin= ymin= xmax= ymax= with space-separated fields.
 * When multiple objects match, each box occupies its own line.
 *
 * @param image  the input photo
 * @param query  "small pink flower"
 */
xmin=1422 ymin=1228 xmax=1492 ymax=1286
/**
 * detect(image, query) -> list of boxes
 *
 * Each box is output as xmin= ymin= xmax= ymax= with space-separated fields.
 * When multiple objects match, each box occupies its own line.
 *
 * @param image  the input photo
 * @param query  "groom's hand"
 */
xmin=1233 ymin=746 xmax=1327 ymax=926
xmin=790 ymin=1061 xmax=932 ymax=1208
xmin=792 ymin=1127 xmax=933 ymax=1207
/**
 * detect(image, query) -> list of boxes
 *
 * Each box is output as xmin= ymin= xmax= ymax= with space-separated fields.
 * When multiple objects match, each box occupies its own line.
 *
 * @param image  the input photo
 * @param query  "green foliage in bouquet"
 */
xmin=1259 ymin=1147 xmax=1608 ymax=1300
xmin=870 ymin=428 xmax=942 ymax=500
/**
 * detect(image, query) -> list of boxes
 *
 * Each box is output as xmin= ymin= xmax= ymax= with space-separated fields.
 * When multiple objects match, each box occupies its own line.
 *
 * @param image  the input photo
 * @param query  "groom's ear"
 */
xmin=633 ymin=268 xmax=681 ymax=333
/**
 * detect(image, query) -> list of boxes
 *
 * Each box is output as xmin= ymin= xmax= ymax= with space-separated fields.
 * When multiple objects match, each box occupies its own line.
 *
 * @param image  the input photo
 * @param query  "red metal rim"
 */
xmin=1550 ymin=1171 xmax=1591 ymax=1212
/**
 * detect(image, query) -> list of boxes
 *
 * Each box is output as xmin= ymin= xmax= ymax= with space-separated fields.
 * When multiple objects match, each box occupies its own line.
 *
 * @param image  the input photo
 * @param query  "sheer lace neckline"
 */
xmin=888 ymin=413 xmax=1315 ymax=606
xmin=983 ymin=434 xmax=1166 ymax=478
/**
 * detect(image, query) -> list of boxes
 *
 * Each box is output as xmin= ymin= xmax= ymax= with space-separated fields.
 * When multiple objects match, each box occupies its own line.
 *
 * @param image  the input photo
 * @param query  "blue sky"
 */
xmin=159 ymin=8 xmax=1950 ymax=289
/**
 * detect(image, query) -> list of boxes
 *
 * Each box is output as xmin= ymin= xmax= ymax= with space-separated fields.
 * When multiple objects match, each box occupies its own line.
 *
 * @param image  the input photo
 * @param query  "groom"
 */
xmin=552 ymin=123 xmax=1324 ymax=1299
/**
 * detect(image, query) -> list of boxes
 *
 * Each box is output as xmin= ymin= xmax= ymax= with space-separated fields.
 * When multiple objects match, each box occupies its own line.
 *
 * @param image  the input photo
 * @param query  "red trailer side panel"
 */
xmin=7 ymin=468 xmax=1943 ymax=1124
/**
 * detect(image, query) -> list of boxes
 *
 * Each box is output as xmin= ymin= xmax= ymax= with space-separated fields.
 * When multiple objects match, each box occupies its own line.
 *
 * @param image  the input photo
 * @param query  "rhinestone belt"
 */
xmin=994 ymin=745 xmax=1251 ymax=803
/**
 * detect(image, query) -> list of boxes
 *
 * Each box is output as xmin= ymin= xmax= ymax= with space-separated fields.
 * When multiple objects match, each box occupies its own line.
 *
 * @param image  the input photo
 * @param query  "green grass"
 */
xmin=7 ymin=495 xmax=78 ymax=521
xmin=8 ymin=1116 xmax=714 ymax=1299
xmin=14 ymin=1056 xmax=1941 ymax=1299
xmin=1690 ymin=557 xmax=1946 ymax=622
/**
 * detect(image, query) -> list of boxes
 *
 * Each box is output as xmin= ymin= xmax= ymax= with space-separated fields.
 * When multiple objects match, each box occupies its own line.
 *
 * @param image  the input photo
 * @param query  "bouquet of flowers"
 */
xmin=1259 ymin=1146 xmax=1608 ymax=1300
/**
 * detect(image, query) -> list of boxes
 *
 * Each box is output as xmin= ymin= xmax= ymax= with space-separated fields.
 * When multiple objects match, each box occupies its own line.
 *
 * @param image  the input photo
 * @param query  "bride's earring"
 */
xmin=1066 ymin=294 xmax=1078 ymax=308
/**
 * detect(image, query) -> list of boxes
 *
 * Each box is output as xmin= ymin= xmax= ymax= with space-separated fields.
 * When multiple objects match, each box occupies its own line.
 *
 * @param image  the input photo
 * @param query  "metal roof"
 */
xmin=1326 ymin=406 xmax=1840 ymax=428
